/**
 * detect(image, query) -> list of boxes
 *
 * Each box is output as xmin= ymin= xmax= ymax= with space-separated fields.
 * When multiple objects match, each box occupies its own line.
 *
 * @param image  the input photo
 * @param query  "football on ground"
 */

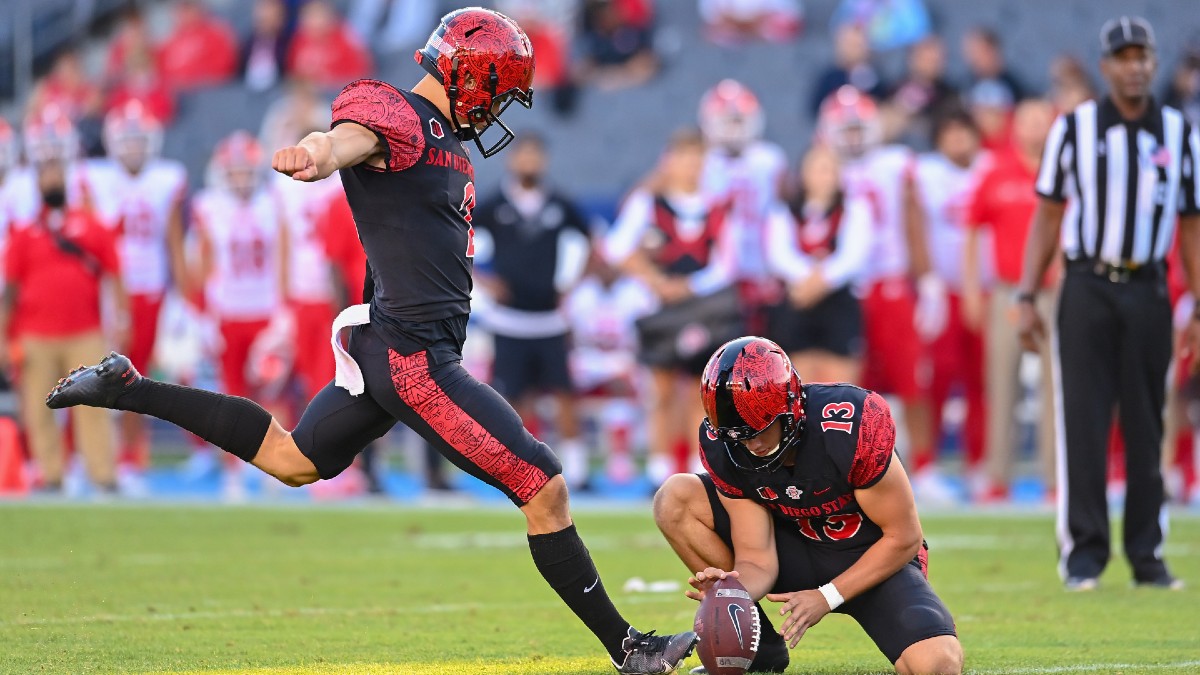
xmin=694 ymin=576 xmax=758 ymax=675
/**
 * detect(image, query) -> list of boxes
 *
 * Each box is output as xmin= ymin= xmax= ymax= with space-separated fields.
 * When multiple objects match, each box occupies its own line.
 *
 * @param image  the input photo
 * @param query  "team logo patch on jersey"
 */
xmin=785 ymin=485 xmax=803 ymax=499
xmin=429 ymin=118 xmax=444 ymax=139
xmin=757 ymin=486 xmax=779 ymax=501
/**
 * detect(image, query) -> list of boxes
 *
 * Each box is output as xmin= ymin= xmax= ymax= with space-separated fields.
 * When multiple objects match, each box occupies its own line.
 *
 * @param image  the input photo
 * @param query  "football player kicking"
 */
xmin=654 ymin=336 xmax=963 ymax=674
xmin=45 ymin=8 xmax=697 ymax=674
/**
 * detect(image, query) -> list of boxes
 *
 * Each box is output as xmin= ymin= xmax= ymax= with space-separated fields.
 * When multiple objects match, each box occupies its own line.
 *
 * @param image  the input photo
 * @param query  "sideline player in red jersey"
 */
xmin=654 ymin=336 xmax=963 ymax=674
xmin=45 ymin=8 xmax=697 ymax=673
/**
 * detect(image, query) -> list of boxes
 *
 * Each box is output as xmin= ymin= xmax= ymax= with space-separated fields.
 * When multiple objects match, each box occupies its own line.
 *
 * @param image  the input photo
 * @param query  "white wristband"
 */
xmin=817 ymin=582 xmax=844 ymax=611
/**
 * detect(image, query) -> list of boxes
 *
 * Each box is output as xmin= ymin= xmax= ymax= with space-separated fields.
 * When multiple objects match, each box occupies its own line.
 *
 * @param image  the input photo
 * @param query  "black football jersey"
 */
xmin=699 ymin=383 xmax=896 ymax=552
xmin=332 ymin=79 xmax=477 ymax=335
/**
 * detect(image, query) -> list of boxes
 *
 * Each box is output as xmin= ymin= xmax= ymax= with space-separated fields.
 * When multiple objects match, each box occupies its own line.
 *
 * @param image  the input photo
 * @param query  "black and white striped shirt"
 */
xmin=1036 ymin=97 xmax=1200 ymax=265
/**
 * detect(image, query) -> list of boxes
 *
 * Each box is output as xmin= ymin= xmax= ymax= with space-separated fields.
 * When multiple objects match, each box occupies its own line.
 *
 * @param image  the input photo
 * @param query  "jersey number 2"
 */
xmin=821 ymin=402 xmax=855 ymax=434
xmin=461 ymin=181 xmax=477 ymax=257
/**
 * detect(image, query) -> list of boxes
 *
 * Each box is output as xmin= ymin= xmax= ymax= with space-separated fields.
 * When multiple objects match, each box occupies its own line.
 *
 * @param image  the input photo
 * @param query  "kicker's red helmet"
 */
xmin=698 ymin=79 xmax=764 ymax=151
xmin=817 ymin=85 xmax=882 ymax=160
xmin=701 ymin=336 xmax=804 ymax=470
xmin=415 ymin=7 xmax=534 ymax=157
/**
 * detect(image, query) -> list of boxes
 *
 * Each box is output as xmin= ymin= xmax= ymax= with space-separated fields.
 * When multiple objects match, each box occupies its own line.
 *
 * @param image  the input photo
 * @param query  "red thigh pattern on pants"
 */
xmin=127 ymin=293 xmax=164 ymax=372
xmin=861 ymin=279 xmax=924 ymax=399
xmin=218 ymin=318 xmax=271 ymax=398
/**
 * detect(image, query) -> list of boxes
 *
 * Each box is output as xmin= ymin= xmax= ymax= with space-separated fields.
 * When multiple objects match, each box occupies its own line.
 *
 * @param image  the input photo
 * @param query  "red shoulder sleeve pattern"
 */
xmin=849 ymin=392 xmax=895 ymax=489
xmin=699 ymin=442 xmax=743 ymax=498
xmin=331 ymin=79 xmax=425 ymax=173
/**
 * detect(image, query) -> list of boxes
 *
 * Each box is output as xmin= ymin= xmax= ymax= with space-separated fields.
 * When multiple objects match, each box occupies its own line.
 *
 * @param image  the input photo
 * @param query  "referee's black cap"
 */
xmin=1100 ymin=16 xmax=1156 ymax=56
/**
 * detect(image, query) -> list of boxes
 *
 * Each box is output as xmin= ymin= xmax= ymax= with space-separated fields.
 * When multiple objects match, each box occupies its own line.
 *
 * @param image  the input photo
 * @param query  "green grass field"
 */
xmin=1 ymin=503 xmax=1197 ymax=674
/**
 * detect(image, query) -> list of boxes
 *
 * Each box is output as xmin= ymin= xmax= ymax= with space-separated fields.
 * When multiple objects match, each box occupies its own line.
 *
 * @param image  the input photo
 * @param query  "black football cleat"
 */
xmin=612 ymin=626 xmax=699 ymax=674
xmin=45 ymin=352 xmax=141 ymax=410
xmin=689 ymin=630 xmax=789 ymax=674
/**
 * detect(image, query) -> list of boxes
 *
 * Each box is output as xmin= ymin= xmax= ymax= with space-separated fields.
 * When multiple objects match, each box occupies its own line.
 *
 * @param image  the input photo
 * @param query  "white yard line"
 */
xmin=970 ymin=661 xmax=1200 ymax=674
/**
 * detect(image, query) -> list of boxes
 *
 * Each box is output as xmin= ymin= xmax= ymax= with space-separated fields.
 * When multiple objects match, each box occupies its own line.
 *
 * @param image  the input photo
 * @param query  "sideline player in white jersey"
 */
xmin=565 ymin=249 xmax=657 ymax=485
xmin=89 ymin=101 xmax=188 ymax=490
xmin=191 ymin=131 xmax=287 ymax=498
xmin=699 ymin=79 xmax=788 ymax=333
xmin=908 ymin=108 xmax=990 ymax=501
xmin=818 ymin=86 xmax=949 ymax=503
xmin=272 ymin=141 xmax=342 ymax=403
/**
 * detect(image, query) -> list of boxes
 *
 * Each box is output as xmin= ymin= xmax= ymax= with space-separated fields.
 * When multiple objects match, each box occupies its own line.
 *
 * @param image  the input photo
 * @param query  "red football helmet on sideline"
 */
xmin=701 ymin=336 xmax=804 ymax=471
xmin=103 ymin=100 xmax=163 ymax=173
xmin=209 ymin=130 xmax=264 ymax=199
xmin=698 ymin=79 xmax=764 ymax=152
xmin=22 ymin=106 xmax=79 ymax=164
xmin=817 ymin=85 xmax=882 ymax=161
xmin=415 ymin=7 xmax=534 ymax=158
xmin=0 ymin=118 xmax=15 ymax=174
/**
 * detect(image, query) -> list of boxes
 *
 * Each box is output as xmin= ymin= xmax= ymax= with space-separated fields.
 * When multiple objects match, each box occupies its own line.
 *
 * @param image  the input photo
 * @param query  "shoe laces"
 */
xmin=625 ymin=629 xmax=669 ymax=654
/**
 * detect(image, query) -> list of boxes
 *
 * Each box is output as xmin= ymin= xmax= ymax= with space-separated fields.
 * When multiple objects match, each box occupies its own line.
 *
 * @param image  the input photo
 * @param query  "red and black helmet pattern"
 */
xmin=415 ymin=7 xmax=534 ymax=157
xmin=701 ymin=336 xmax=803 ymax=444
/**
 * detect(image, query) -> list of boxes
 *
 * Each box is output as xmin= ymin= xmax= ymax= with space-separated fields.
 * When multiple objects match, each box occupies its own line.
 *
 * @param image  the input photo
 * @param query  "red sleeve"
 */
xmin=5 ymin=226 xmax=26 ymax=284
xmin=331 ymin=79 xmax=425 ymax=172
xmin=964 ymin=167 xmax=994 ymax=230
xmin=86 ymin=216 xmax=121 ymax=275
xmin=848 ymin=392 xmax=895 ymax=489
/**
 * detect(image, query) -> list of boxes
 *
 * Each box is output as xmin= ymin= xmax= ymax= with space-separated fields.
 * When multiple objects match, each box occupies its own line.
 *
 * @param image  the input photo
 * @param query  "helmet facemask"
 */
xmin=446 ymin=59 xmax=533 ymax=157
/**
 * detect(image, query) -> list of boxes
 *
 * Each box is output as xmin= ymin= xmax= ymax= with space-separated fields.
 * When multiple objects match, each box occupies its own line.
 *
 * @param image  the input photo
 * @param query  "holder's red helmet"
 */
xmin=415 ymin=7 xmax=534 ymax=157
xmin=701 ymin=336 xmax=804 ymax=470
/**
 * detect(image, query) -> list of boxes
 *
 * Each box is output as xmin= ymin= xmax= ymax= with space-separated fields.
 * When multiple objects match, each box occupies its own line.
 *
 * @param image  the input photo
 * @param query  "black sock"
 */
xmin=528 ymin=524 xmax=631 ymax=662
xmin=116 ymin=379 xmax=273 ymax=462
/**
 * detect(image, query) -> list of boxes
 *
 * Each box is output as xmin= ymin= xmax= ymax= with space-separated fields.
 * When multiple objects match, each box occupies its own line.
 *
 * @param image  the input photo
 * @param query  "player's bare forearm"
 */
xmin=833 ymin=459 xmax=923 ymax=601
xmin=730 ymin=557 xmax=779 ymax=601
xmin=1017 ymin=198 xmax=1065 ymax=294
xmin=275 ymin=123 xmax=382 ymax=182
xmin=903 ymin=173 xmax=934 ymax=279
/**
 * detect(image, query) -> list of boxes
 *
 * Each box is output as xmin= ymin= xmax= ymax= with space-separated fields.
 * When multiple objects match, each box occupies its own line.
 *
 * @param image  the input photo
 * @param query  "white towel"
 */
xmin=331 ymin=303 xmax=372 ymax=395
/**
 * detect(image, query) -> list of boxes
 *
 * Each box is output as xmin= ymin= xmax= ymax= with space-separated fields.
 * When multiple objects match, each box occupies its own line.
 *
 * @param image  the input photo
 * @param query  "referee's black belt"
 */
xmin=1065 ymin=258 xmax=1165 ymax=283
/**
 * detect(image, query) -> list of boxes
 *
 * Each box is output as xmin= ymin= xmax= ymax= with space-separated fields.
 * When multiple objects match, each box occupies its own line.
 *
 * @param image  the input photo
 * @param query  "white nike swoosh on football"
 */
xmin=584 ymin=577 xmax=600 ymax=593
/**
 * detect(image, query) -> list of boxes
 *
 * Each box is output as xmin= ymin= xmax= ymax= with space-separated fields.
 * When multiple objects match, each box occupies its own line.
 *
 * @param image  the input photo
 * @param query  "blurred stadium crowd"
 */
xmin=1 ymin=0 xmax=1199 ymax=505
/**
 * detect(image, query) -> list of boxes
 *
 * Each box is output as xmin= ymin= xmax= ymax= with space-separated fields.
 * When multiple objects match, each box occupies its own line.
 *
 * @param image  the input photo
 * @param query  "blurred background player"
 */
xmin=818 ymin=86 xmax=948 ymax=504
xmin=473 ymin=133 xmax=592 ymax=491
xmin=272 ymin=128 xmax=342 ymax=406
xmin=765 ymin=143 xmax=870 ymax=385
xmin=605 ymin=128 xmax=738 ymax=490
xmin=699 ymin=79 xmax=788 ymax=336
xmin=962 ymin=99 xmax=1059 ymax=502
xmin=907 ymin=107 xmax=989 ymax=502
xmin=4 ymin=111 xmax=128 ymax=495
xmin=90 ymin=101 xmax=187 ymax=495
xmin=565 ymin=248 xmax=656 ymax=486
xmin=190 ymin=130 xmax=286 ymax=500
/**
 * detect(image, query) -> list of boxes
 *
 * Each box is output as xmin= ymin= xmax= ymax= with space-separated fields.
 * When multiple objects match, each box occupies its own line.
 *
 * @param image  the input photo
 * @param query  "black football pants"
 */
xmin=1054 ymin=269 xmax=1172 ymax=580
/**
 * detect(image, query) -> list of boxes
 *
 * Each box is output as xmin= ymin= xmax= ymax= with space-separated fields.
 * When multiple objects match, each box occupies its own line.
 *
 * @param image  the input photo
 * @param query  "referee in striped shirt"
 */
xmin=1018 ymin=16 xmax=1200 ymax=592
